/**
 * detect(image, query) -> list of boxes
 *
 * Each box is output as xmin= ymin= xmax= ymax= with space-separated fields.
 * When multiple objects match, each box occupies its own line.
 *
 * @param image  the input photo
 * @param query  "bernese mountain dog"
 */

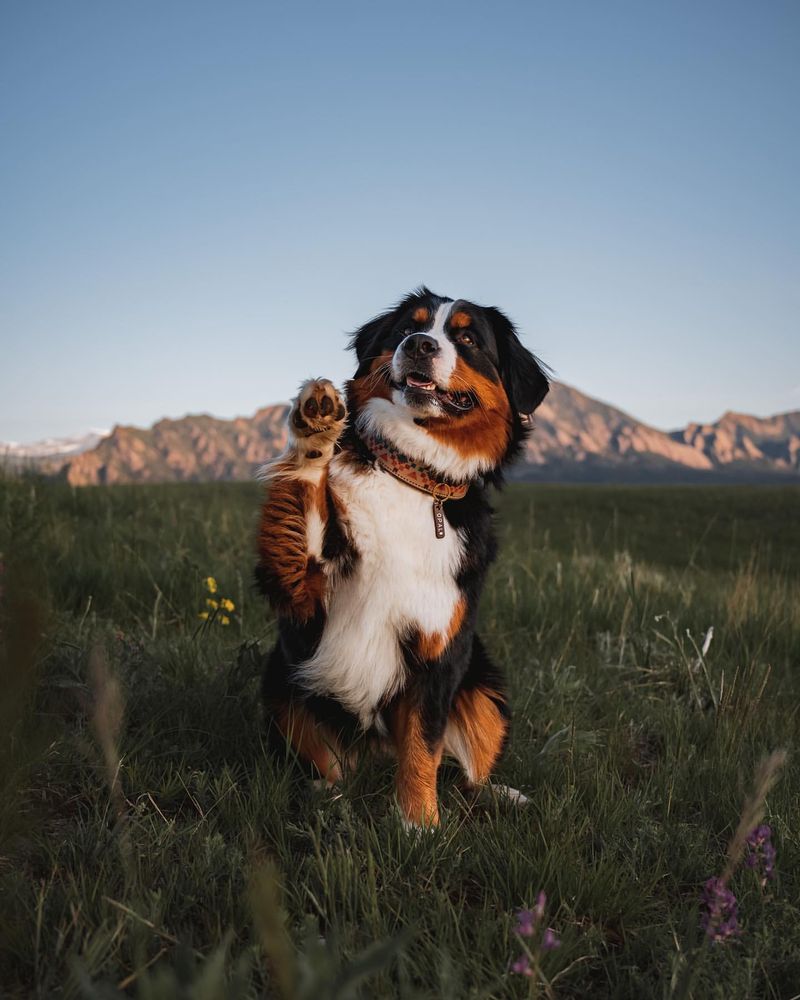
xmin=256 ymin=287 xmax=549 ymax=828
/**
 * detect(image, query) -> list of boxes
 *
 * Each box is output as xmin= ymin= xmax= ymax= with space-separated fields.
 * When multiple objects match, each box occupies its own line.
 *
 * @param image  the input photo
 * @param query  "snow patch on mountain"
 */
xmin=0 ymin=430 xmax=109 ymax=459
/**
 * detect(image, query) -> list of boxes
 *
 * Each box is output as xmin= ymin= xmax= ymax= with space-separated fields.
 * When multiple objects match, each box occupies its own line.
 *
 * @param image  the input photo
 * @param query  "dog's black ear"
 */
xmin=485 ymin=306 xmax=550 ymax=415
xmin=348 ymin=287 xmax=436 ymax=370
xmin=349 ymin=312 xmax=394 ymax=366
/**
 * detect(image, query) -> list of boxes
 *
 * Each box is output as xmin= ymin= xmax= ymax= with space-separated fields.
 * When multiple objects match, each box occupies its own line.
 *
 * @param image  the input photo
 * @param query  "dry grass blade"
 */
xmin=249 ymin=861 xmax=297 ymax=999
xmin=88 ymin=646 xmax=125 ymax=821
xmin=721 ymin=749 xmax=788 ymax=885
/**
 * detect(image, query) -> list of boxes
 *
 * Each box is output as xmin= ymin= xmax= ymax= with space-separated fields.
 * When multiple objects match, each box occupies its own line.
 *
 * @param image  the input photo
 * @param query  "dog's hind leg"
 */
xmin=268 ymin=697 xmax=344 ymax=786
xmin=444 ymin=686 xmax=509 ymax=786
xmin=262 ymin=639 xmax=353 ymax=790
xmin=444 ymin=635 xmax=520 ymax=799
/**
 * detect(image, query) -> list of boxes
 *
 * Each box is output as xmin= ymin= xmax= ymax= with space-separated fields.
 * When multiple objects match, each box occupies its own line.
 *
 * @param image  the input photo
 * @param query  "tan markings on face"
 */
xmin=450 ymin=310 xmax=472 ymax=329
xmin=346 ymin=351 xmax=394 ymax=410
xmin=416 ymin=596 xmax=466 ymax=661
xmin=424 ymin=358 xmax=512 ymax=464
xmin=390 ymin=698 xmax=443 ymax=826
xmin=413 ymin=306 xmax=430 ymax=324
xmin=448 ymin=686 xmax=508 ymax=784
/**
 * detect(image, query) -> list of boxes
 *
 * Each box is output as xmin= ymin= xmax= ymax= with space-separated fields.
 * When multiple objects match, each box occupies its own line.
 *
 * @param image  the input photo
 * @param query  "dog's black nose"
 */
xmin=402 ymin=333 xmax=439 ymax=359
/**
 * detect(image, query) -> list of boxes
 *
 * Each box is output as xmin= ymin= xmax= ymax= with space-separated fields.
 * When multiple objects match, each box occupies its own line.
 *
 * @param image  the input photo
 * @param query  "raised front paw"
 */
xmin=290 ymin=379 xmax=347 ymax=458
xmin=292 ymin=378 xmax=347 ymax=436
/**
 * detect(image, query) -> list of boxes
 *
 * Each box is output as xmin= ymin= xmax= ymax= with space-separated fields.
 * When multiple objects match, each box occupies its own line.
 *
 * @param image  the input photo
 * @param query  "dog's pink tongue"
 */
xmin=407 ymin=375 xmax=436 ymax=390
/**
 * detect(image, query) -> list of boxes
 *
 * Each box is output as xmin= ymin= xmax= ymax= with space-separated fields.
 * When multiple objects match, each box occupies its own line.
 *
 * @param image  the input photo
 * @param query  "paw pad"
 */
xmin=292 ymin=379 xmax=347 ymax=439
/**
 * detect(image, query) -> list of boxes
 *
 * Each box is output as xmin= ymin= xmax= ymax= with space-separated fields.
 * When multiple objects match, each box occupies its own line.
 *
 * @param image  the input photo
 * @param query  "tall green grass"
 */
xmin=1 ymin=478 xmax=798 ymax=998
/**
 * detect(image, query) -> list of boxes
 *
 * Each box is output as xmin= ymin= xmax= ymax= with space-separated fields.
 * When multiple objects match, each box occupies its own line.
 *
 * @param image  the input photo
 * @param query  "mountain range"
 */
xmin=517 ymin=384 xmax=800 ymax=482
xmin=3 ymin=383 xmax=799 ymax=485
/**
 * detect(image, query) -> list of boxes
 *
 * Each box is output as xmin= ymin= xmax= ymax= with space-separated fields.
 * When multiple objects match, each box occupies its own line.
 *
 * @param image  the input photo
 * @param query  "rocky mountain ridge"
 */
xmin=516 ymin=384 xmax=800 ymax=481
xmin=61 ymin=406 xmax=288 ymax=486
xmin=3 ymin=385 xmax=798 ymax=484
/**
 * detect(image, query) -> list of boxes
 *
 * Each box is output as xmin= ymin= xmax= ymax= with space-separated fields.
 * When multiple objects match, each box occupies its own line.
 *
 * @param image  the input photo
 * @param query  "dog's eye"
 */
xmin=455 ymin=332 xmax=475 ymax=347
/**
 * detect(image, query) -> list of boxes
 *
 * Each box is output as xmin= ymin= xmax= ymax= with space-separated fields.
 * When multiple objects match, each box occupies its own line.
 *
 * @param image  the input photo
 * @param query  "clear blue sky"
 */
xmin=2 ymin=1 xmax=798 ymax=442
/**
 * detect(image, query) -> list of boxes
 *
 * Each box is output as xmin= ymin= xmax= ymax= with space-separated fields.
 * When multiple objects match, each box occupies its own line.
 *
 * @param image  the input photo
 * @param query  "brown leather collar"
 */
xmin=359 ymin=429 xmax=468 ymax=539
xmin=359 ymin=429 xmax=469 ymax=501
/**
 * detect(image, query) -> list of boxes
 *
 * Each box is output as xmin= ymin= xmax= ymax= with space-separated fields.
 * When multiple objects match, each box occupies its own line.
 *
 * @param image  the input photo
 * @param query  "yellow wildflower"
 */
xmin=206 ymin=598 xmax=219 ymax=610
xmin=198 ymin=611 xmax=209 ymax=621
xmin=220 ymin=597 xmax=235 ymax=612
xmin=219 ymin=615 xmax=230 ymax=626
xmin=204 ymin=576 xmax=218 ymax=594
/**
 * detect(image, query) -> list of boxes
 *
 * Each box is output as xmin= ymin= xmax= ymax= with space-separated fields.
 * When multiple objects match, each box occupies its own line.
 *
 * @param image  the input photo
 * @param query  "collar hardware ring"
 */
xmin=432 ymin=483 xmax=455 ymax=502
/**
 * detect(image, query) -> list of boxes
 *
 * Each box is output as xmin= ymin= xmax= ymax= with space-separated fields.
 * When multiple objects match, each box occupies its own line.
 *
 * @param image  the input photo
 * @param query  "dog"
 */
xmin=255 ymin=288 xmax=549 ymax=827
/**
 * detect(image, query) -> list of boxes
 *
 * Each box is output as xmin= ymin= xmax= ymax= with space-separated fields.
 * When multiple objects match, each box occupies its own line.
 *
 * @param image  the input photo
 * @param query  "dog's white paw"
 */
xmin=309 ymin=778 xmax=343 ymax=801
xmin=400 ymin=814 xmax=438 ymax=837
xmin=485 ymin=782 xmax=530 ymax=806
xmin=290 ymin=379 xmax=347 ymax=454
xmin=258 ymin=379 xmax=347 ymax=482
xmin=256 ymin=378 xmax=347 ymax=483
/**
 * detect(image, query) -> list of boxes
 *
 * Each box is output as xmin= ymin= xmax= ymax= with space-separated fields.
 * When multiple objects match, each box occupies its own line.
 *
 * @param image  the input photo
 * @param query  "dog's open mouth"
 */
xmin=405 ymin=373 xmax=437 ymax=392
xmin=401 ymin=373 xmax=475 ymax=411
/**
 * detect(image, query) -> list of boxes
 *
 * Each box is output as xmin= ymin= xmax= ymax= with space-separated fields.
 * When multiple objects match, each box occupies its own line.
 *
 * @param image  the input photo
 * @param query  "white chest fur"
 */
xmin=294 ymin=457 xmax=465 ymax=727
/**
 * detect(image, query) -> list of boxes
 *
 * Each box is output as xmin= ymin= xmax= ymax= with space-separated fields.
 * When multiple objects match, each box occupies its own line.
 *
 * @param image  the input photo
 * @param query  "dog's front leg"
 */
xmin=388 ymin=690 xmax=445 ymax=829
xmin=256 ymin=379 xmax=346 ymax=622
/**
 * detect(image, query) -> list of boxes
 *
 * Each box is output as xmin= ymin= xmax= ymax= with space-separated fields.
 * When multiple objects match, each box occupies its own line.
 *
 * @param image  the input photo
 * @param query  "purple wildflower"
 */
xmin=515 ymin=891 xmax=547 ymax=937
xmin=510 ymin=891 xmax=560 ymax=977
xmin=541 ymin=928 xmax=561 ymax=951
xmin=516 ymin=892 xmax=547 ymax=937
xmin=745 ymin=824 xmax=776 ymax=886
xmin=515 ymin=909 xmax=535 ymax=937
xmin=511 ymin=954 xmax=533 ymax=976
xmin=701 ymin=877 xmax=740 ymax=942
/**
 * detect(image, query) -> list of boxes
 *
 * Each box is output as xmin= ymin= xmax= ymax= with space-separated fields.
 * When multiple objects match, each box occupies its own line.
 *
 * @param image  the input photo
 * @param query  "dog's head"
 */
xmin=347 ymin=287 xmax=549 ymax=482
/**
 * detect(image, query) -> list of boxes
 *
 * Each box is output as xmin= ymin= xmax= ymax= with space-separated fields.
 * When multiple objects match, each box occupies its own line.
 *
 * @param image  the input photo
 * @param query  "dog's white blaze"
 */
xmin=357 ymin=396 xmax=494 ymax=480
xmin=426 ymin=300 xmax=458 ymax=384
xmin=295 ymin=457 xmax=465 ymax=727
xmin=391 ymin=300 xmax=458 ymax=390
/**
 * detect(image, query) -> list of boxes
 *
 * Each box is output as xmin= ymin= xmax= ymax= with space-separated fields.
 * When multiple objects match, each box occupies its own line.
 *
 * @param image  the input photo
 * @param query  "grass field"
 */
xmin=1 ymin=478 xmax=799 ymax=999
